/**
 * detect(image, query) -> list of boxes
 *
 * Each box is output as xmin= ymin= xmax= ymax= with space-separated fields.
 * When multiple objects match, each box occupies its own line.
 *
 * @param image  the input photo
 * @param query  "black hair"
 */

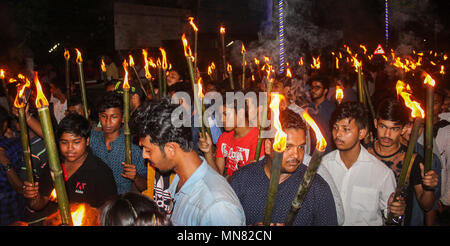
xmin=331 ymin=101 xmax=368 ymax=130
xmin=308 ymin=74 xmax=330 ymax=89
xmin=280 ymin=108 xmax=307 ymax=132
xmin=377 ymin=97 xmax=410 ymax=125
xmin=57 ymin=113 xmax=91 ymax=140
xmin=97 ymin=91 xmax=123 ymax=114
xmin=221 ymin=89 xmax=254 ymax=121
xmin=51 ymin=77 xmax=67 ymax=95
xmin=100 ymin=192 xmax=170 ymax=226
xmin=130 ymin=97 xmax=194 ymax=152
xmin=0 ymin=106 xmax=10 ymax=131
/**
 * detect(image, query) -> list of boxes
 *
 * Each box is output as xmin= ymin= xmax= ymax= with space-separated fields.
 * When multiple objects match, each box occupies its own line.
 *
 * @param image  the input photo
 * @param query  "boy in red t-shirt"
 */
xmin=199 ymin=92 xmax=265 ymax=177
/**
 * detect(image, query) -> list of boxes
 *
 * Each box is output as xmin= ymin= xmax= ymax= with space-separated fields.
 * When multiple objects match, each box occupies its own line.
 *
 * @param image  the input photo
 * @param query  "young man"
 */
xmin=230 ymin=109 xmax=339 ymax=225
xmin=130 ymin=98 xmax=245 ymax=226
xmin=320 ymin=101 xmax=406 ymax=226
xmin=307 ymin=75 xmax=336 ymax=154
xmin=23 ymin=114 xmax=117 ymax=215
xmin=199 ymin=90 xmax=264 ymax=177
xmin=367 ymin=98 xmax=439 ymax=225
xmin=89 ymin=91 xmax=147 ymax=194
xmin=65 ymin=95 xmax=90 ymax=119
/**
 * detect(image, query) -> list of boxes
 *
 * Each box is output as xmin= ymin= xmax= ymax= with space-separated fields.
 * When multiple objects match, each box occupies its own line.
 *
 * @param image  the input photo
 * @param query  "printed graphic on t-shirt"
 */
xmin=153 ymin=174 xmax=173 ymax=213
xmin=221 ymin=143 xmax=251 ymax=175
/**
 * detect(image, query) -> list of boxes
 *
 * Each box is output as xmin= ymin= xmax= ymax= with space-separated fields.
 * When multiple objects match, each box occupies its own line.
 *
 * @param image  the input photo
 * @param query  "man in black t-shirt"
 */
xmin=368 ymin=98 xmax=439 ymax=225
xmin=23 ymin=114 xmax=117 ymax=220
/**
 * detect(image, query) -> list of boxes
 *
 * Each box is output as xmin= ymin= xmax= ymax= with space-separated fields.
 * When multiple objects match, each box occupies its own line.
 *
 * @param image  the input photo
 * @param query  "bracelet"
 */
xmin=1 ymin=163 xmax=13 ymax=172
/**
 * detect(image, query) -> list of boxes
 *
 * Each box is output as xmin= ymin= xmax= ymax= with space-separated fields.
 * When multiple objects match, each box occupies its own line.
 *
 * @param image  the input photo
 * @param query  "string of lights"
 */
xmin=279 ymin=0 xmax=285 ymax=74
xmin=385 ymin=0 xmax=389 ymax=47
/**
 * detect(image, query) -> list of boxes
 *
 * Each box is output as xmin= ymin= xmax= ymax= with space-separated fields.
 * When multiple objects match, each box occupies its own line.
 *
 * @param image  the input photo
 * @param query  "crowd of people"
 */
xmin=0 ymin=46 xmax=449 ymax=227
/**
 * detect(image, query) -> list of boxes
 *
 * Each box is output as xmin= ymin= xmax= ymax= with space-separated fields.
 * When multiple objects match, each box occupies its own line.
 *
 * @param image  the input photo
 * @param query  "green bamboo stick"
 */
xmin=162 ymin=68 xmax=167 ymax=97
xmin=263 ymin=150 xmax=284 ymax=226
xmin=123 ymin=87 xmax=132 ymax=165
xmin=186 ymin=57 xmax=205 ymax=138
xmin=357 ymin=66 xmax=365 ymax=106
xmin=362 ymin=77 xmax=376 ymax=119
xmin=285 ymin=150 xmax=325 ymax=225
xmin=220 ymin=27 xmax=226 ymax=80
xmin=385 ymin=118 xmax=422 ymax=225
xmin=37 ymin=106 xmax=73 ymax=225
xmin=144 ymin=77 xmax=156 ymax=99
xmin=65 ymin=58 xmax=71 ymax=102
xmin=18 ymin=107 xmax=34 ymax=184
xmin=76 ymin=61 xmax=89 ymax=120
xmin=242 ymin=50 xmax=246 ymax=90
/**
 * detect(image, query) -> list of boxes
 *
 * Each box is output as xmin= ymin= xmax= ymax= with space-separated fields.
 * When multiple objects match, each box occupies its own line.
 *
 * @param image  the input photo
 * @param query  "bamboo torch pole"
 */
xmin=122 ymin=60 xmax=132 ymax=165
xmin=75 ymin=49 xmax=89 ymax=120
xmin=285 ymin=110 xmax=327 ymax=226
xmin=64 ymin=49 xmax=71 ymax=101
xmin=160 ymin=48 xmax=168 ymax=97
xmin=241 ymin=43 xmax=246 ymax=90
xmin=129 ymin=55 xmax=148 ymax=98
xmin=423 ymin=74 xmax=435 ymax=174
xmin=220 ymin=26 xmax=227 ymax=80
xmin=263 ymin=94 xmax=287 ymax=226
xmin=34 ymin=72 xmax=73 ymax=226
xmin=142 ymin=50 xmax=156 ymax=99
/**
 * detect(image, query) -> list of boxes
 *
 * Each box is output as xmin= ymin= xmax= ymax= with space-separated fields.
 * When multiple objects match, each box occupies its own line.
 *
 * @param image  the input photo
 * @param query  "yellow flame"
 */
xmin=148 ymin=57 xmax=156 ymax=68
xmin=122 ymin=60 xmax=130 ymax=89
xmin=424 ymin=74 xmax=435 ymax=87
xmin=197 ymin=77 xmax=204 ymax=99
xmin=270 ymin=93 xmax=287 ymax=152
xmin=264 ymin=56 xmax=270 ymax=63
xmin=444 ymin=54 xmax=448 ymax=61
xmin=49 ymin=188 xmax=57 ymax=202
xmin=160 ymin=48 xmax=168 ymax=70
xmin=360 ymin=44 xmax=367 ymax=54
xmin=101 ymin=59 xmax=106 ymax=72
xmin=335 ymin=57 xmax=339 ymax=69
xmin=396 ymin=81 xmax=424 ymax=118
xmin=440 ymin=65 xmax=445 ymax=75
xmin=227 ymin=63 xmax=232 ymax=72
xmin=430 ymin=61 xmax=436 ymax=66
xmin=286 ymin=67 xmax=292 ymax=78
xmin=302 ymin=110 xmax=327 ymax=152
xmin=336 ymin=85 xmax=344 ymax=102
xmin=34 ymin=72 xmax=49 ymax=108
xmin=0 ymin=69 xmax=4 ymax=79
xmin=14 ymin=83 xmax=27 ymax=108
xmin=311 ymin=56 xmax=321 ymax=69
xmin=181 ymin=33 xmax=193 ymax=58
xmin=75 ymin=49 xmax=82 ymax=63
xmin=188 ymin=17 xmax=198 ymax=32
xmin=64 ymin=49 xmax=70 ymax=60
xmin=241 ymin=43 xmax=246 ymax=54
xmin=72 ymin=204 xmax=86 ymax=226
xmin=128 ymin=55 xmax=135 ymax=67
xmin=298 ymin=57 xmax=303 ymax=66
xmin=220 ymin=26 xmax=226 ymax=34
xmin=143 ymin=50 xmax=151 ymax=79
xmin=254 ymin=58 xmax=260 ymax=65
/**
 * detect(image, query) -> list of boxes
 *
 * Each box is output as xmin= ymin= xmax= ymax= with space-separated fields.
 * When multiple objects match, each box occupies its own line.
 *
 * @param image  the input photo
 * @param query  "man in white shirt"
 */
xmin=320 ymin=101 xmax=405 ymax=226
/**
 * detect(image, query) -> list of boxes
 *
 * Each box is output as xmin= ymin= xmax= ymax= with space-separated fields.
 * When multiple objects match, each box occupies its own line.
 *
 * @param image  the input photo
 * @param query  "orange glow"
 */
xmin=286 ymin=67 xmax=292 ymax=78
xmin=18 ymin=74 xmax=25 ymax=80
xmin=269 ymin=93 xmax=287 ymax=152
xmin=9 ymin=78 xmax=17 ymax=83
xmin=360 ymin=44 xmax=367 ymax=54
xmin=254 ymin=58 xmax=260 ymax=65
xmin=382 ymin=55 xmax=388 ymax=62
xmin=311 ymin=56 xmax=320 ymax=69
xmin=302 ymin=110 xmax=327 ymax=152
xmin=148 ymin=58 xmax=156 ymax=68
xmin=181 ymin=33 xmax=193 ymax=58
xmin=335 ymin=57 xmax=339 ymax=69
xmin=227 ymin=63 xmax=232 ymax=73
xmin=49 ymin=188 xmax=57 ymax=202
xmin=335 ymin=85 xmax=344 ymax=103
xmin=101 ymin=59 xmax=106 ymax=72
xmin=34 ymin=72 xmax=49 ymax=108
xmin=143 ymin=50 xmax=151 ymax=79
xmin=0 ymin=69 xmax=4 ymax=79
xmin=241 ymin=43 xmax=246 ymax=54
xmin=14 ymin=84 xmax=27 ymax=108
xmin=188 ymin=17 xmax=198 ymax=32
xmin=64 ymin=49 xmax=70 ymax=61
xmin=424 ymin=74 xmax=435 ymax=87
xmin=396 ymin=81 xmax=424 ymax=119
xmin=353 ymin=57 xmax=362 ymax=72
xmin=298 ymin=57 xmax=303 ymax=66
xmin=75 ymin=49 xmax=82 ymax=63
xmin=72 ymin=204 xmax=86 ymax=226
xmin=440 ymin=65 xmax=445 ymax=75
xmin=264 ymin=56 xmax=270 ymax=63
xmin=430 ymin=61 xmax=436 ymax=66
xmin=159 ymin=48 xmax=168 ymax=70
xmin=220 ymin=26 xmax=226 ymax=34
xmin=197 ymin=77 xmax=204 ymax=99
xmin=122 ymin=60 xmax=130 ymax=89
xmin=129 ymin=55 xmax=135 ymax=67
xmin=252 ymin=74 xmax=255 ymax=81
xmin=444 ymin=54 xmax=448 ymax=61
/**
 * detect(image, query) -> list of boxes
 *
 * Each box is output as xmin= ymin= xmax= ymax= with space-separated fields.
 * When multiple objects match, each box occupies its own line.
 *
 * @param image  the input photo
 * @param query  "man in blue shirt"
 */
xmin=90 ymin=92 xmax=147 ymax=194
xmin=307 ymin=75 xmax=336 ymax=154
xmin=130 ymin=98 xmax=245 ymax=226
xmin=230 ymin=108 xmax=338 ymax=226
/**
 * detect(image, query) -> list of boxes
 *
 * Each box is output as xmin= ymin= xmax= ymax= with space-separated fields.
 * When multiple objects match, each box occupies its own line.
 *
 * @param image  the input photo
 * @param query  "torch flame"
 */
xmin=181 ymin=33 xmax=193 ymax=58
xmin=101 ymin=59 xmax=106 ymax=72
xmin=254 ymin=58 xmax=260 ymax=65
xmin=160 ymin=48 xmax=168 ymax=70
xmin=270 ymin=93 xmax=287 ymax=152
xmin=75 ymin=49 xmax=82 ymax=63
xmin=298 ymin=57 xmax=303 ymax=66
xmin=241 ymin=43 xmax=246 ymax=54
xmin=128 ymin=55 xmax=135 ymax=67
xmin=336 ymin=57 xmax=339 ymax=69
xmin=64 ymin=49 xmax=70 ymax=61
xmin=122 ymin=60 xmax=130 ymax=89
xmin=188 ymin=17 xmax=198 ymax=32
xmin=424 ymin=74 xmax=435 ymax=87
xmin=34 ymin=72 xmax=49 ymax=108
xmin=336 ymin=85 xmax=344 ymax=102
xmin=311 ymin=56 xmax=321 ymax=69
xmin=148 ymin=58 xmax=156 ymax=68
xmin=396 ymin=81 xmax=424 ymax=119
xmin=14 ymin=83 xmax=27 ymax=108
xmin=440 ymin=65 xmax=445 ymax=75
xmin=0 ymin=69 xmax=4 ymax=79
xmin=197 ymin=77 xmax=204 ymax=99
xmin=302 ymin=110 xmax=327 ymax=152
xmin=286 ymin=67 xmax=292 ymax=78
xmin=227 ymin=63 xmax=232 ymax=73
xmin=220 ymin=26 xmax=225 ymax=34
xmin=359 ymin=44 xmax=367 ymax=54
xmin=49 ymin=188 xmax=57 ymax=202
xmin=72 ymin=204 xmax=86 ymax=226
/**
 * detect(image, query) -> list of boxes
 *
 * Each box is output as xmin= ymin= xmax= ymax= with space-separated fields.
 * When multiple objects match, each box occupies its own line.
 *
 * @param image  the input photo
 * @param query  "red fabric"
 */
xmin=60 ymin=163 xmax=69 ymax=182
xmin=216 ymin=127 xmax=264 ymax=177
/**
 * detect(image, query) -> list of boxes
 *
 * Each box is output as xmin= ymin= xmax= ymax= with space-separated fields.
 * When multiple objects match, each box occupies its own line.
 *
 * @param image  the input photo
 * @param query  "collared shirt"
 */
xmin=320 ymin=145 xmax=396 ymax=226
xmin=90 ymin=129 xmax=147 ymax=194
xmin=168 ymin=158 xmax=246 ymax=226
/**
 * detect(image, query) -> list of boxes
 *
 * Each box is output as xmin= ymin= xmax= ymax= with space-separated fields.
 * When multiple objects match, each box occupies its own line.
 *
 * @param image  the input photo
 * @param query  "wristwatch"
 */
xmin=1 ymin=163 xmax=13 ymax=172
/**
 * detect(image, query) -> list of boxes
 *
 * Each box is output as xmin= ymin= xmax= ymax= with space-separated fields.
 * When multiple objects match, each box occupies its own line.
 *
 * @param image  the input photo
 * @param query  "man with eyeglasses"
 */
xmin=307 ymin=75 xmax=336 ymax=154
